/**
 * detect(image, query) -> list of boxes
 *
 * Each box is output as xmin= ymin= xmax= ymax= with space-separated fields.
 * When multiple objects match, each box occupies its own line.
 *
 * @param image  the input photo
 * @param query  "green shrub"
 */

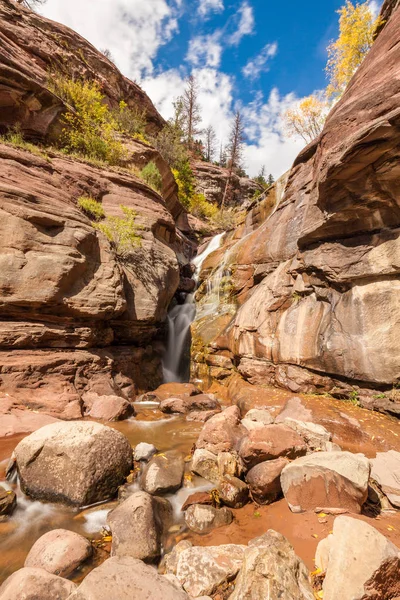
xmin=48 ymin=74 xmax=126 ymax=165
xmin=140 ymin=161 xmax=162 ymax=192
xmin=210 ymin=208 xmax=237 ymax=230
xmin=95 ymin=205 xmax=141 ymax=257
xmin=0 ymin=129 xmax=49 ymax=160
xmin=190 ymin=193 xmax=218 ymax=219
xmin=172 ymin=161 xmax=195 ymax=210
xmin=152 ymin=124 xmax=188 ymax=169
xmin=77 ymin=196 xmax=105 ymax=221
xmin=112 ymin=100 xmax=147 ymax=137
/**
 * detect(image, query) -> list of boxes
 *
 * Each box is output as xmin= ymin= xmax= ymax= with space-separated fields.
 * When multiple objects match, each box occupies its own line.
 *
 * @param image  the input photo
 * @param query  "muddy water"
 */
xmin=0 ymin=404 xmax=202 ymax=584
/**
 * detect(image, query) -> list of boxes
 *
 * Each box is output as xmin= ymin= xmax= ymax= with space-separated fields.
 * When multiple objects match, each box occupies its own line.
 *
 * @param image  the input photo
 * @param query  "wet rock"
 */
xmin=370 ymin=450 xmax=400 ymax=508
xmin=13 ymin=421 xmax=133 ymax=506
xmin=184 ymin=504 xmax=233 ymax=534
xmin=84 ymin=394 xmax=134 ymax=422
xmin=134 ymin=442 xmax=157 ymax=462
xmin=186 ymin=410 xmax=221 ymax=422
xmin=246 ymin=457 xmax=289 ymax=504
xmin=279 ymin=417 xmax=337 ymax=451
xmin=68 ymin=556 xmax=190 ymax=600
xmin=239 ymin=424 xmax=307 ymax=469
xmin=24 ymin=529 xmax=92 ymax=578
xmin=0 ymin=487 xmax=16 ymax=517
xmin=181 ymin=492 xmax=213 ymax=511
xmin=317 ymin=516 xmax=400 ymax=600
xmin=196 ymin=406 xmax=244 ymax=454
xmin=241 ymin=408 xmax=274 ymax=431
xmin=0 ymin=567 xmax=76 ymax=600
xmin=152 ymin=383 xmax=201 ymax=401
xmin=107 ymin=491 xmax=172 ymax=561
xmin=170 ymin=544 xmax=246 ymax=597
xmin=160 ymin=394 xmax=220 ymax=414
xmin=191 ymin=449 xmax=219 ymax=484
xmin=230 ymin=530 xmax=314 ymax=600
xmin=217 ymin=475 xmax=249 ymax=508
xmin=281 ymin=451 xmax=370 ymax=513
xmin=141 ymin=451 xmax=184 ymax=495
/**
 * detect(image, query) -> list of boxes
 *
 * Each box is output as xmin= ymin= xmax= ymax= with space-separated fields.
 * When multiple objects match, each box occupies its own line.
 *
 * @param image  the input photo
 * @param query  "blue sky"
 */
xmin=41 ymin=0 xmax=381 ymax=177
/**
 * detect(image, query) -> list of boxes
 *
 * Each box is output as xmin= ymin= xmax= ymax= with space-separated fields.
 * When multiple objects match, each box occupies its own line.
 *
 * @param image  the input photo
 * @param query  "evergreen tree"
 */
xmin=222 ymin=111 xmax=245 ymax=207
xmin=267 ymin=173 xmax=275 ymax=186
xmin=204 ymin=125 xmax=217 ymax=162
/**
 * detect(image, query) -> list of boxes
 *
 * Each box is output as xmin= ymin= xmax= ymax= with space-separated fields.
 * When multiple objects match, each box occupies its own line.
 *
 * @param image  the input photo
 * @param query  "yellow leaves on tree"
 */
xmin=326 ymin=1 xmax=384 ymax=99
xmin=283 ymin=95 xmax=328 ymax=144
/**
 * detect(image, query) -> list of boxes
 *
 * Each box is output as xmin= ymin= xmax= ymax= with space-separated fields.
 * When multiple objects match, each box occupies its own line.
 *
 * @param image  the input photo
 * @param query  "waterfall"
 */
xmin=162 ymin=232 xmax=225 ymax=383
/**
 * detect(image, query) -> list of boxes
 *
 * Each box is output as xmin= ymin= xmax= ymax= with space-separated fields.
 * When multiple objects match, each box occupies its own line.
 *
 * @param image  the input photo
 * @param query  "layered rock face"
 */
xmin=192 ymin=160 xmax=262 ymax=207
xmin=0 ymin=1 xmax=188 ymax=418
xmin=193 ymin=4 xmax=400 ymax=411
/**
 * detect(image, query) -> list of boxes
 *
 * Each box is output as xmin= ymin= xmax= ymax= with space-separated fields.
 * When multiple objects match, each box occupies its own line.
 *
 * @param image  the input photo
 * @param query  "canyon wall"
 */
xmin=193 ymin=1 xmax=400 ymax=414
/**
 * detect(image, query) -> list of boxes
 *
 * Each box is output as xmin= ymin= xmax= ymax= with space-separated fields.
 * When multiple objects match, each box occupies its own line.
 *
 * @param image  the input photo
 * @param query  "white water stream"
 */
xmin=162 ymin=232 xmax=225 ymax=383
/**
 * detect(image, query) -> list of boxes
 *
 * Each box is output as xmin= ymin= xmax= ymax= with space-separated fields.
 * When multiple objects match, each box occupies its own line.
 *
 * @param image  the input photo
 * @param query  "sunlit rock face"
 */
xmin=193 ymin=3 xmax=400 ymax=412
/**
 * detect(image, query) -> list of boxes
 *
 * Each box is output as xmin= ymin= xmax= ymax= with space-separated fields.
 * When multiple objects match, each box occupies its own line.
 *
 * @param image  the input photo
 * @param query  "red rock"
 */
xmin=246 ymin=457 xmax=289 ymax=504
xmin=160 ymin=394 xmax=221 ymax=414
xmin=85 ymin=394 xmax=134 ymax=421
xmin=238 ymin=425 xmax=307 ymax=469
xmin=24 ymin=529 xmax=92 ymax=577
xmin=196 ymin=406 xmax=245 ymax=454
xmin=181 ymin=492 xmax=214 ymax=512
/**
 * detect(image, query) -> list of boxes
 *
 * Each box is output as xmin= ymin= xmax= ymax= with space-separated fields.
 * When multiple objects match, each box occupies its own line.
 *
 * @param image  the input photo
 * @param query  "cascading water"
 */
xmin=162 ymin=232 xmax=225 ymax=383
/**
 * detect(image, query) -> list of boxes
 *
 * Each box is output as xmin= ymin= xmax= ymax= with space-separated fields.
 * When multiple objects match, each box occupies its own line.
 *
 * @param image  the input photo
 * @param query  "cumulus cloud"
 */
xmin=198 ymin=0 xmax=224 ymax=18
xmin=186 ymin=31 xmax=223 ymax=68
xmin=368 ymin=0 xmax=381 ymax=18
xmin=229 ymin=1 xmax=255 ymax=46
xmin=42 ymin=0 xmax=180 ymax=80
xmin=242 ymin=42 xmax=278 ymax=80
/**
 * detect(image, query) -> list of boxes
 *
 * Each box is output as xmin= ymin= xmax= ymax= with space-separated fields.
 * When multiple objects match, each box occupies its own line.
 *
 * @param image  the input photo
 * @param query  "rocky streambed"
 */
xmin=1 ymin=382 xmax=400 ymax=599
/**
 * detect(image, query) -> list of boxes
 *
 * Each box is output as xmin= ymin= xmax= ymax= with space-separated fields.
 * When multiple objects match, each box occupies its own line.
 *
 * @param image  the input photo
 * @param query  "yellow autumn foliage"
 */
xmin=326 ymin=1 xmax=384 ymax=99
xmin=283 ymin=95 xmax=328 ymax=144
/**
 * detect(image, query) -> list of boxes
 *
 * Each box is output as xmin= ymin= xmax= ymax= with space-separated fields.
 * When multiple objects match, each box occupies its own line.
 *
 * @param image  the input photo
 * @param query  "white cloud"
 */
xmin=229 ymin=1 xmax=255 ymax=46
xmin=186 ymin=31 xmax=223 ymax=68
xmin=368 ymin=0 xmax=381 ymax=18
xmin=198 ymin=0 xmax=224 ymax=18
xmin=242 ymin=42 xmax=278 ymax=80
xmin=42 ymin=0 xmax=180 ymax=80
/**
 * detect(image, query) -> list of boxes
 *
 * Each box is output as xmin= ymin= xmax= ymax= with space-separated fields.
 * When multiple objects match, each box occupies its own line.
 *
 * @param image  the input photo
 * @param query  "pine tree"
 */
xmin=181 ymin=75 xmax=202 ymax=150
xmin=222 ymin=111 xmax=245 ymax=207
xmin=267 ymin=174 xmax=275 ymax=186
xmin=204 ymin=125 xmax=217 ymax=162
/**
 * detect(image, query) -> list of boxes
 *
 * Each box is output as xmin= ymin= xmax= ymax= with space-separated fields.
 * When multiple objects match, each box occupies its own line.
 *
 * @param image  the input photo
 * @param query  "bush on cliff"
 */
xmin=140 ymin=161 xmax=163 ymax=193
xmin=77 ymin=196 xmax=105 ymax=221
xmin=94 ymin=205 xmax=141 ymax=258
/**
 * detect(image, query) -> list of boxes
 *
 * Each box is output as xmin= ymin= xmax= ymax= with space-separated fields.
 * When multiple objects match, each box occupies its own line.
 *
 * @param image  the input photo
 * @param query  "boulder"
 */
xmin=281 ymin=451 xmax=370 ymax=513
xmin=370 ymin=450 xmax=400 ymax=507
xmin=84 ymin=394 xmax=134 ymax=421
xmin=186 ymin=410 xmax=221 ymax=422
xmin=152 ymin=383 xmax=201 ymax=401
xmin=246 ymin=457 xmax=289 ymax=504
xmin=218 ymin=451 xmax=245 ymax=479
xmin=170 ymin=544 xmax=246 ymax=597
xmin=230 ymin=530 xmax=314 ymax=600
xmin=191 ymin=449 xmax=219 ymax=484
xmin=0 ymin=487 xmax=16 ymax=517
xmin=317 ymin=516 xmax=400 ymax=600
xmin=13 ymin=421 xmax=133 ymax=506
xmin=196 ymin=406 xmax=244 ymax=454
xmin=217 ymin=475 xmax=249 ymax=508
xmin=239 ymin=424 xmax=307 ymax=469
xmin=241 ymin=408 xmax=274 ymax=431
xmin=280 ymin=418 xmax=336 ymax=451
xmin=141 ymin=451 xmax=184 ymax=495
xmin=181 ymin=492 xmax=213 ymax=511
xmin=68 ymin=556 xmax=190 ymax=600
xmin=0 ymin=567 xmax=76 ymax=600
xmin=107 ymin=491 xmax=172 ymax=561
xmin=24 ymin=529 xmax=92 ymax=577
xmin=134 ymin=442 xmax=157 ymax=462
xmin=160 ymin=540 xmax=193 ymax=575
xmin=160 ymin=394 xmax=220 ymax=414
xmin=184 ymin=504 xmax=233 ymax=534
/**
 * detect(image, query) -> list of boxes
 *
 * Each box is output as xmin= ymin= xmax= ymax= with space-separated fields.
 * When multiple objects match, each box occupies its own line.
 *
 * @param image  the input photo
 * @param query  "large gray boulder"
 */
xmin=13 ymin=421 xmax=133 ymax=506
xmin=281 ymin=451 xmax=370 ymax=513
xmin=229 ymin=531 xmax=314 ymax=600
xmin=317 ymin=516 xmax=400 ymax=600
xmin=141 ymin=451 xmax=184 ymax=495
xmin=184 ymin=504 xmax=233 ymax=534
xmin=167 ymin=544 xmax=246 ymax=597
xmin=107 ymin=491 xmax=172 ymax=561
xmin=370 ymin=450 xmax=400 ymax=507
xmin=24 ymin=529 xmax=92 ymax=578
xmin=67 ymin=556 xmax=190 ymax=600
xmin=0 ymin=567 xmax=76 ymax=600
